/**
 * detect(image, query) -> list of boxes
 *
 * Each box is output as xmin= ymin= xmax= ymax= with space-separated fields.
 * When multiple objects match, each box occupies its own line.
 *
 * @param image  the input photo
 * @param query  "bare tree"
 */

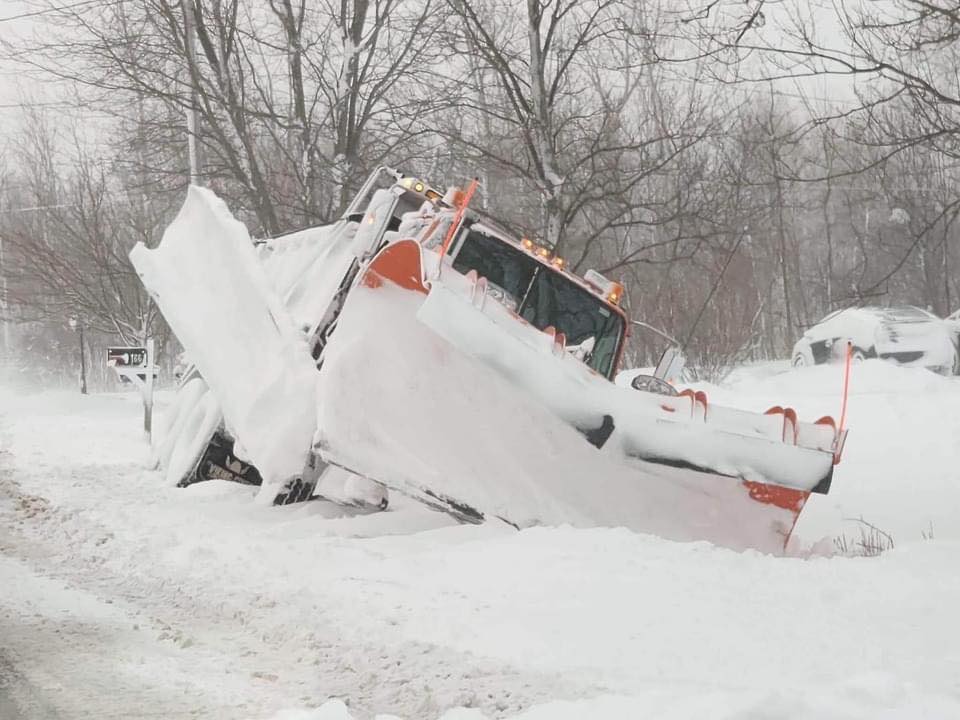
xmin=443 ymin=0 xmax=713 ymax=263
xmin=679 ymin=0 xmax=960 ymax=308
xmin=1 ymin=117 xmax=161 ymax=346
xmin=6 ymin=0 xmax=448 ymax=232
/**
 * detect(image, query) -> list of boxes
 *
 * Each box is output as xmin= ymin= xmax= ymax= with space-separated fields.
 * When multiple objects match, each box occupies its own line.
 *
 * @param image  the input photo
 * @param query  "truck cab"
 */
xmin=355 ymin=173 xmax=630 ymax=380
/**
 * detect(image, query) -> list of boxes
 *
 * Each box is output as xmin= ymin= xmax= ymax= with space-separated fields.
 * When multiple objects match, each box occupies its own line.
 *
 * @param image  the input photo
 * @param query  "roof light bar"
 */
xmin=584 ymin=269 xmax=623 ymax=304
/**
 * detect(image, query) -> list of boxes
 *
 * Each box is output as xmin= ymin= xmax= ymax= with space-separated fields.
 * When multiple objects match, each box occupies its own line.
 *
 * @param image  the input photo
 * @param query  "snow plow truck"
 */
xmin=132 ymin=168 xmax=847 ymax=553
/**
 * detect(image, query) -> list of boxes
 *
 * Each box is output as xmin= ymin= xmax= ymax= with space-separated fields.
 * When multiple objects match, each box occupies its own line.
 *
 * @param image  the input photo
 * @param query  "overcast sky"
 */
xmin=0 ymin=0 xmax=863 ymax=159
xmin=1 ymin=1 xmax=39 ymax=101
xmin=0 ymin=0 xmax=117 ymax=162
xmin=1 ymin=1 xmax=109 ymax=139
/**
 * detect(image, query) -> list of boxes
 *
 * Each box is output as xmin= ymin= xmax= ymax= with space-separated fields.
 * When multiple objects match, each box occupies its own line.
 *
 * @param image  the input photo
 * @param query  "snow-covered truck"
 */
xmin=132 ymin=168 xmax=847 ymax=552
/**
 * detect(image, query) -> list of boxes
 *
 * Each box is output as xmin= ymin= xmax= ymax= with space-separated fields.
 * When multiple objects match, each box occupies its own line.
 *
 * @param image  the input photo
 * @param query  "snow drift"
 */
xmin=130 ymin=186 xmax=319 ymax=497
xmin=316 ymin=281 xmax=799 ymax=552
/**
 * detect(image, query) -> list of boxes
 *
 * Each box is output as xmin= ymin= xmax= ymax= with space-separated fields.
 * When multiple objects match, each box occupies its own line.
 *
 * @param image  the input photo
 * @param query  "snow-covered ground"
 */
xmin=2 ymin=359 xmax=960 ymax=719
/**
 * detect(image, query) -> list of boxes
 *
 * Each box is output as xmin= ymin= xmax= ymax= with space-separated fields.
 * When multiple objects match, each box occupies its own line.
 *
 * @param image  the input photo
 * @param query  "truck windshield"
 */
xmin=451 ymin=226 xmax=623 ymax=378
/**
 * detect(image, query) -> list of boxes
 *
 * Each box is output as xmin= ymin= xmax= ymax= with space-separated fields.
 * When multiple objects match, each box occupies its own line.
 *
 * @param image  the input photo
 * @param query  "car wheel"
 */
xmin=852 ymin=348 xmax=867 ymax=362
xmin=792 ymin=353 xmax=807 ymax=368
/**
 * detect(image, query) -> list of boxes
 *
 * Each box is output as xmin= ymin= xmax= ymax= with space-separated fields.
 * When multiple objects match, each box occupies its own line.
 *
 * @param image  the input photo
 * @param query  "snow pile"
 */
xmin=257 ymin=221 xmax=361 ymax=331
xmin=416 ymin=271 xmax=834 ymax=489
xmin=273 ymin=683 xmax=960 ymax=720
xmin=3 ymin=385 xmax=960 ymax=718
xmin=695 ymin=360 xmax=960 ymax=543
xmin=130 ymin=187 xmax=319 ymax=496
xmin=317 ymin=281 xmax=798 ymax=553
xmin=151 ymin=376 xmax=222 ymax=485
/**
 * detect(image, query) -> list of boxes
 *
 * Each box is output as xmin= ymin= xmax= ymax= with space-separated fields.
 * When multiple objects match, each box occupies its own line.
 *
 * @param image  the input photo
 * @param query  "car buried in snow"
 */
xmin=942 ymin=308 xmax=960 ymax=359
xmin=791 ymin=306 xmax=958 ymax=375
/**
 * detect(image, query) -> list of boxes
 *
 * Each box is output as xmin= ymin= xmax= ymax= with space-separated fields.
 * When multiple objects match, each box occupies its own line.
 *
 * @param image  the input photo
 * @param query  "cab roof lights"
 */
xmin=583 ymin=268 xmax=624 ymax=305
xmin=519 ymin=236 xmax=565 ymax=269
xmin=417 ymin=182 xmax=624 ymax=306
xmin=400 ymin=176 xmax=438 ymax=198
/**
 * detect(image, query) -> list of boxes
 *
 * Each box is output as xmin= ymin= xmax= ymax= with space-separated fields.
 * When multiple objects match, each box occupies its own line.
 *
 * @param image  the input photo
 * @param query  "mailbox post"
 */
xmin=68 ymin=318 xmax=88 ymax=395
xmin=106 ymin=340 xmax=157 ymax=440
xmin=144 ymin=338 xmax=154 ymax=436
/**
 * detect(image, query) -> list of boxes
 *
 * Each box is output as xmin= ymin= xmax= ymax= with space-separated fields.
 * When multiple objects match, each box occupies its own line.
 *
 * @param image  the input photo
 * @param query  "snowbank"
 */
xmin=416 ymin=272 xmax=835 ymax=489
xmin=279 ymin=681 xmax=960 ymax=720
xmin=318 ymin=282 xmax=809 ymax=553
xmin=130 ymin=187 xmax=319 ymax=497
xmin=693 ymin=360 xmax=960 ymax=543
xmin=3 ymin=386 xmax=960 ymax=719
xmin=258 ymin=221 xmax=361 ymax=331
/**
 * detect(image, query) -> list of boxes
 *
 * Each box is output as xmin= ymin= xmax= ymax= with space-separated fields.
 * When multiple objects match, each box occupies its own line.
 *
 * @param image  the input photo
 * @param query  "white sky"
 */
xmin=0 ymin=0 xmax=89 ymax=150
xmin=0 ymin=1 xmax=40 ymax=98
xmin=0 ymin=0 xmax=869 ymax=158
xmin=0 ymin=0 xmax=120 ymax=170
xmin=1 ymin=0 xmax=47 ymax=140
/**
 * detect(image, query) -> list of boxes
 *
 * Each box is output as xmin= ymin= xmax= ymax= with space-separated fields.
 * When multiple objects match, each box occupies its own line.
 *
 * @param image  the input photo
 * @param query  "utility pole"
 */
xmin=144 ymin=337 xmax=154 ymax=439
xmin=0 ymin=231 xmax=9 ymax=354
xmin=79 ymin=323 xmax=87 ymax=394
xmin=183 ymin=0 xmax=202 ymax=185
xmin=69 ymin=317 xmax=88 ymax=394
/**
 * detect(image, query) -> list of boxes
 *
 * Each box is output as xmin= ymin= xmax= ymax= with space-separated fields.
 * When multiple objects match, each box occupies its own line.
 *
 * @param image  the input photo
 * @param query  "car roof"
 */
xmin=819 ymin=305 xmax=936 ymax=325
xmin=862 ymin=305 xmax=937 ymax=322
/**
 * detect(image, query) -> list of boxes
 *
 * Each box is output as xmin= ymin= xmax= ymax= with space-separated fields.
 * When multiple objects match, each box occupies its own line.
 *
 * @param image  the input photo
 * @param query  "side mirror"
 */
xmin=654 ymin=346 xmax=685 ymax=381
xmin=630 ymin=374 xmax=679 ymax=396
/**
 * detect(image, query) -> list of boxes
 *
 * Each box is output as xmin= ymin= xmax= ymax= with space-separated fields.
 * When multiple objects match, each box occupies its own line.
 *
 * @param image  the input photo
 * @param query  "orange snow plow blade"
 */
xmin=314 ymin=237 xmax=846 ymax=552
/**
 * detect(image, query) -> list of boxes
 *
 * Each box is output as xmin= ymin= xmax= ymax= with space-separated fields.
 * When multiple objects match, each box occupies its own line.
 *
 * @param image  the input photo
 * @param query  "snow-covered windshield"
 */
xmin=451 ymin=226 xmax=623 ymax=377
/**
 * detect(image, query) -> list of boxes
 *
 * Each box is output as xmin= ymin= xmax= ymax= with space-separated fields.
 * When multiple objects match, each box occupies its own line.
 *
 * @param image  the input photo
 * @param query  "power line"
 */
xmin=0 ymin=0 xmax=111 ymax=24
xmin=0 ymin=101 xmax=74 ymax=108
xmin=0 ymin=194 xmax=141 ymax=215
xmin=0 ymin=104 xmax=115 ymax=118
xmin=0 ymin=202 xmax=74 ymax=215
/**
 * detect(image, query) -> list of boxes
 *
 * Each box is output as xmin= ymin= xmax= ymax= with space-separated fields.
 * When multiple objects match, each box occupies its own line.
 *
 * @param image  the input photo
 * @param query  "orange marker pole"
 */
xmin=439 ymin=178 xmax=480 ymax=260
xmin=838 ymin=341 xmax=852 ymax=434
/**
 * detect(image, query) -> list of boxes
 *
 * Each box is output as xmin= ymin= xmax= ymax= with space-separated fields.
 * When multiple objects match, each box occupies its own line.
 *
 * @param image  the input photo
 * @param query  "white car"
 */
xmin=944 ymin=309 xmax=960 ymax=349
xmin=791 ymin=306 xmax=957 ymax=375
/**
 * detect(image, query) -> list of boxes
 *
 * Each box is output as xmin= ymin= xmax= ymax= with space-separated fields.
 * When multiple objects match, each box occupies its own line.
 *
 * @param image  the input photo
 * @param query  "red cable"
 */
xmin=838 ymin=341 xmax=852 ymax=433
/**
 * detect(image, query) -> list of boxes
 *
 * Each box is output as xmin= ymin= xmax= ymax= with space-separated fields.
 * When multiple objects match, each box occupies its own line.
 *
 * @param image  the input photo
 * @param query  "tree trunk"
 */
xmin=78 ymin=324 xmax=88 ymax=395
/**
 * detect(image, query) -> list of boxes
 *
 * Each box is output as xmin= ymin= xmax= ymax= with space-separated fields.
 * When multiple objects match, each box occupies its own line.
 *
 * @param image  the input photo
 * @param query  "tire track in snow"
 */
xmin=0 ymin=420 xmax=282 ymax=718
xmin=0 ymin=645 xmax=62 ymax=720
xmin=0 ymin=396 xmax=594 ymax=719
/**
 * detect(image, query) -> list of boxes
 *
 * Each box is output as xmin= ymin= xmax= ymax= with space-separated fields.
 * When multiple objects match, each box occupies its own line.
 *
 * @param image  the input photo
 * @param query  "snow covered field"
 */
xmin=2 ymin=360 xmax=960 ymax=719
